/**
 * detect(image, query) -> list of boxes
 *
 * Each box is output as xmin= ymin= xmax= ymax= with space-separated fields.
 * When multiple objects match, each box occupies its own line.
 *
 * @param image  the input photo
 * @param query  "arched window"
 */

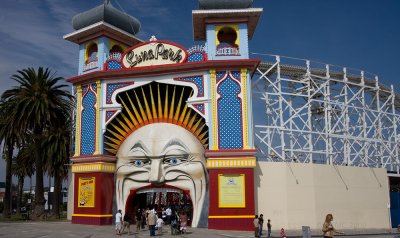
xmin=216 ymin=26 xmax=240 ymax=56
xmin=109 ymin=45 xmax=123 ymax=61
xmin=86 ymin=43 xmax=98 ymax=63
xmin=110 ymin=45 xmax=123 ymax=54
xmin=217 ymin=27 xmax=238 ymax=48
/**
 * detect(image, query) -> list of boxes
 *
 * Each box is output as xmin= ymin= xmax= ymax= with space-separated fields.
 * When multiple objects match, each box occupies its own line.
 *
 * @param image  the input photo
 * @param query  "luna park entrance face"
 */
xmin=125 ymin=187 xmax=193 ymax=225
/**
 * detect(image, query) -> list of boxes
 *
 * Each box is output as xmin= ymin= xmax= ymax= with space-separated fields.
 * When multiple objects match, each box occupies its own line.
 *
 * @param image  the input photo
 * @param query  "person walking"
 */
xmin=267 ymin=219 xmax=272 ymax=238
xmin=136 ymin=209 xmax=142 ymax=232
xmin=322 ymin=214 xmax=344 ymax=238
xmin=254 ymin=215 xmax=259 ymax=237
xmin=141 ymin=209 xmax=146 ymax=229
xmin=166 ymin=206 xmax=172 ymax=224
xmin=115 ymin=209 xmax=123 ymax=236
xmin=122 ymin=213 xmax=131 ymax=235
xmin=156 ymin=215 xmax=164 ymax=234
xmin=148 ymin=210 xmax=157 ymax=236
xmin=170 ymin=209 xmax=179 ymax=235
xmin=258 ymin=214 xmax=264 ymax=237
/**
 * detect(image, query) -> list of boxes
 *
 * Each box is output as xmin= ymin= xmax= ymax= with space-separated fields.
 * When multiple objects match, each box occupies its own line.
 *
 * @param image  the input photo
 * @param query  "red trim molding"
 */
xmin=208 ymin=217 xmax=254 ymax=231
xmin=72 ymin=215 xmax=112 ymax=225
xmin=71 ymin=154 xmax=117 ymax=163
xmin=205 ymin=149 xmax=257 ymax=158
xmin=67 ymin=59 xmax=260 ymax=84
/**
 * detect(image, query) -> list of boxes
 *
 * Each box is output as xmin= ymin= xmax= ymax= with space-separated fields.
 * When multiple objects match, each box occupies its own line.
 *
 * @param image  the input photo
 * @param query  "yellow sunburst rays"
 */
xmin=105 ymin=83 xmax=209 ymax=154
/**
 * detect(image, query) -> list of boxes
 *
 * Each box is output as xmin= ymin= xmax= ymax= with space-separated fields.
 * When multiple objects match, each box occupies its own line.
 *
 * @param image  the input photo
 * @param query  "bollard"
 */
xmin=302 ymin=226 xmax=311 ymax=238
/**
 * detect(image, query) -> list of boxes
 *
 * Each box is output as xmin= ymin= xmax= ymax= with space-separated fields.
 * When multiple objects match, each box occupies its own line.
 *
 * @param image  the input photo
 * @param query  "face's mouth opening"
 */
xmin=125 ymin=185 xmax=193 ymax=225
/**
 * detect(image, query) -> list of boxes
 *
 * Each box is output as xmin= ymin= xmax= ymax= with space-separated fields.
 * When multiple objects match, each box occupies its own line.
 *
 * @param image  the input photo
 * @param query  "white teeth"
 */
xmin=136 ymin=187 xmax=183 ymax=194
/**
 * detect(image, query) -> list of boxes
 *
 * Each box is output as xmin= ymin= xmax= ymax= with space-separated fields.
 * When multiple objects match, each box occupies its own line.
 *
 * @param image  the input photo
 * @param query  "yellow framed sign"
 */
xmin=78 ymin=177 xmax=95 ymax=207
xmin=218 ymin=174 xmax=245 ymax=208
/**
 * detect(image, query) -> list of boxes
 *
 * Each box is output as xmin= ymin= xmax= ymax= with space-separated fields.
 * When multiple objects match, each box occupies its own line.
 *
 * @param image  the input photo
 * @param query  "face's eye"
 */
xmin=130 ymin=159 xmax=150 ymax=167
xmin=165 ymin=157 xmax=182 ymax=166
xmin=164 ymin=154 xmax=189 ymax=166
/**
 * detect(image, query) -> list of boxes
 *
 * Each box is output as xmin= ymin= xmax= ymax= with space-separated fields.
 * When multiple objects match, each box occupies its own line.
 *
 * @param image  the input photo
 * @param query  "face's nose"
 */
xmin=149 ymin=158 xmax=165 ymax=184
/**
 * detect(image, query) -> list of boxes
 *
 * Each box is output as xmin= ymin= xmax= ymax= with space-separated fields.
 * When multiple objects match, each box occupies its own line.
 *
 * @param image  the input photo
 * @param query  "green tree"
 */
xmin=0 ymin=101 xmax=20 ymax=218
xmin=42 ymin=117 xmax=71 ymax=218
xmin=1 ymin=67 xmax=73 ymax=219
xmin=12 ymin=145 xmax=35 ymax=215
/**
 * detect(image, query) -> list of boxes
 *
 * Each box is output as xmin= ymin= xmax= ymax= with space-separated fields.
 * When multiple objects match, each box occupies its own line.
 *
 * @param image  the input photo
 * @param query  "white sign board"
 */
xmin=122 ymin=41 xmax=187 ymax=68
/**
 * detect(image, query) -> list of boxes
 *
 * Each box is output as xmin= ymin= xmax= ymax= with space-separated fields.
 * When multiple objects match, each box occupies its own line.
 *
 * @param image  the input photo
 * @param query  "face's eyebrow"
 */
xmin=130 ymin=141 xmax=150 ymax=154
xmin=162 ymin=138 xmax=189 ymax=152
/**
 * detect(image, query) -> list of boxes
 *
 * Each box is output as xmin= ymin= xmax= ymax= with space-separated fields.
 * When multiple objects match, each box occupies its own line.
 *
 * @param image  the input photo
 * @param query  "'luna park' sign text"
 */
xmin=122 ymin=41 xmax=187 ymax=68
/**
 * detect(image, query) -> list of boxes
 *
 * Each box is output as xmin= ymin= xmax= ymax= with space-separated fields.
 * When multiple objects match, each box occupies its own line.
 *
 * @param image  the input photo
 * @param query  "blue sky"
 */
xmin=1 ymin=0 xmax=400 ymax=186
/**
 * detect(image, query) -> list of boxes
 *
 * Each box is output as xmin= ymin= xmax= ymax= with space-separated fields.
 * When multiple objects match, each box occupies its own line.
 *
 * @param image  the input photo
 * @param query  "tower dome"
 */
xmin=72 ymin=0 xmax=141 ymax=35
xmin=198 ymin=0 xmax=253 ymax=9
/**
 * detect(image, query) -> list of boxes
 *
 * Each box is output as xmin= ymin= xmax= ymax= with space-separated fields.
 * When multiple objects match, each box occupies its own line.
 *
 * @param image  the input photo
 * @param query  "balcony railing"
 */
xmin=107 ymin=52 xmax=122 ymax=61
xmin=216 ymin=46 xmax=240 ymax=56
xmin=83 ymin=61 xmax=98 ymax=71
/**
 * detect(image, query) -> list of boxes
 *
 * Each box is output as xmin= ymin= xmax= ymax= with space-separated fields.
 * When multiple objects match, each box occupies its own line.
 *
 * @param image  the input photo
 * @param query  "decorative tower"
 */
xmin=64 ymin=0 xmax=142 ymax=225
xmin=193 ymin=0 xmax=263 ymax=230
xmin=65 ymin=0 xmax=142 ymax=75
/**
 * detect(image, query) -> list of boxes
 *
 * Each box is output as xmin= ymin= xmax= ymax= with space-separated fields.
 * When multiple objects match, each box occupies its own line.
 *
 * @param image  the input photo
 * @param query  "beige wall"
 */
xmin=255 ymin=162 xmax=390 ymax=230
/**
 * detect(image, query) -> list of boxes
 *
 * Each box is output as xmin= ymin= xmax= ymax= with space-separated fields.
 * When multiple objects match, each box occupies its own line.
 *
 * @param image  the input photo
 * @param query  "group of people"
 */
xmin=115 ymin=206 xmax=190 ymax=236
xmin=253 ymin=213 xmax=343 ymax=238
xmin=253 ymin=214 xmax=272 ymax=238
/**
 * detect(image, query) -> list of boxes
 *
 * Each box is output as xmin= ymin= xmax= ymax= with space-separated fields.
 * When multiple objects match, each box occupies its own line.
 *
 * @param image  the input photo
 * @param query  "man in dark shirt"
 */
xmin=136 ymin=209 xmax=142 ymax=232
xmin=259 ymin=214 xmax=264 ymax=237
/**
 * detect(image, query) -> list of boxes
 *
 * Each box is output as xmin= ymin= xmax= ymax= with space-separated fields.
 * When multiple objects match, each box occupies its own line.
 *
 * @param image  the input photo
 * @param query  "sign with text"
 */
xmin=122 ymin=41 xmax=187 ymax=68
xmin=218 ymin=174 xmax=245 ymax=208
xmin=78 ymin=177 xmax=95 ymax=207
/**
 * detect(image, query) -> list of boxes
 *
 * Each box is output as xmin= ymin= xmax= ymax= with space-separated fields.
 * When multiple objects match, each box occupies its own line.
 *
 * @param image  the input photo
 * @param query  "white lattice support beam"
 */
xmin=265 ymin=93 xmax=272 ymax=161
xmin=276 ymin=56 xmax=286 ymax=161
xmin=391 ymin=85 xmax=399 ymax=172
xmin=325 ymin=64 xmax=333 ymax=164
xmin=361 ymin=71 xmax=369 ymax=167
xmin=343 ymin=68 xmax=350 ymax=166
xmin=289 ymin=96 xmax=295 ymax=161
xmin=375 ymin=76 xmax=383 ymax=168
xmin=306 ymin=61 xmax=313 ymax=163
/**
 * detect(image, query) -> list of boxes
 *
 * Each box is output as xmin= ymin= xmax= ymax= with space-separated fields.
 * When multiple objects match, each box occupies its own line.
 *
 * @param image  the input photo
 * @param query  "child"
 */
xmin=280 ymin=228 xmax=287 ymax=238
xmin=156 ymin=216 xmax=164 ymax=234
xmin=115 ymin=209 xmax=123 ymax=236
xmin=179 ymin=212 xmax=188 ymax=234
xmin=267 ymin=219 xmax=272 ymax=238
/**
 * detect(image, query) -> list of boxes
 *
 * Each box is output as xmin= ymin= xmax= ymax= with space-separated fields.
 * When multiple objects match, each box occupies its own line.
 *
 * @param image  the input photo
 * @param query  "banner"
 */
xmin=218 ymin=174 xmax=245 ymax=208
xmin=78 ymin=177 xmax=95 ymax=207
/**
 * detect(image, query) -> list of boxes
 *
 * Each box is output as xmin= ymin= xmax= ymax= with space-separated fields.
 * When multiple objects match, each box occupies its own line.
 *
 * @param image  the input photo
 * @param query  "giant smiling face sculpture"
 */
xmin=116 ymin=123 xmax=208 ymax=227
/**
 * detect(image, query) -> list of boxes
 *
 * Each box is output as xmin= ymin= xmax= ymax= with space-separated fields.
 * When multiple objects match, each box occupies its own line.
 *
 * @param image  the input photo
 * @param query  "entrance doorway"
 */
xmin=125 ymin=187 xmax=193 ymax=226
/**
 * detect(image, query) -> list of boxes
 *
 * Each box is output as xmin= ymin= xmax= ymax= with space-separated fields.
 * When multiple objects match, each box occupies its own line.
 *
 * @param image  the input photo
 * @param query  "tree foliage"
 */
xmin=1 ymin=67 xmax=73 ymax=219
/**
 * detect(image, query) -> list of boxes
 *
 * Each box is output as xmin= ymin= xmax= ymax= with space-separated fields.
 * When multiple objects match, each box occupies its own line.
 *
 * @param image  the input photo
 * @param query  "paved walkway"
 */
xmin=0 ymin=222 xmax=399 ymax=238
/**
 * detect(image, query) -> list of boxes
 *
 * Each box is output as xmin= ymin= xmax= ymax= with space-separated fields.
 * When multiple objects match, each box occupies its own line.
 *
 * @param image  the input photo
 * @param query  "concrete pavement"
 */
xmin=0 ymin=221 xmax=399 ymax=238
